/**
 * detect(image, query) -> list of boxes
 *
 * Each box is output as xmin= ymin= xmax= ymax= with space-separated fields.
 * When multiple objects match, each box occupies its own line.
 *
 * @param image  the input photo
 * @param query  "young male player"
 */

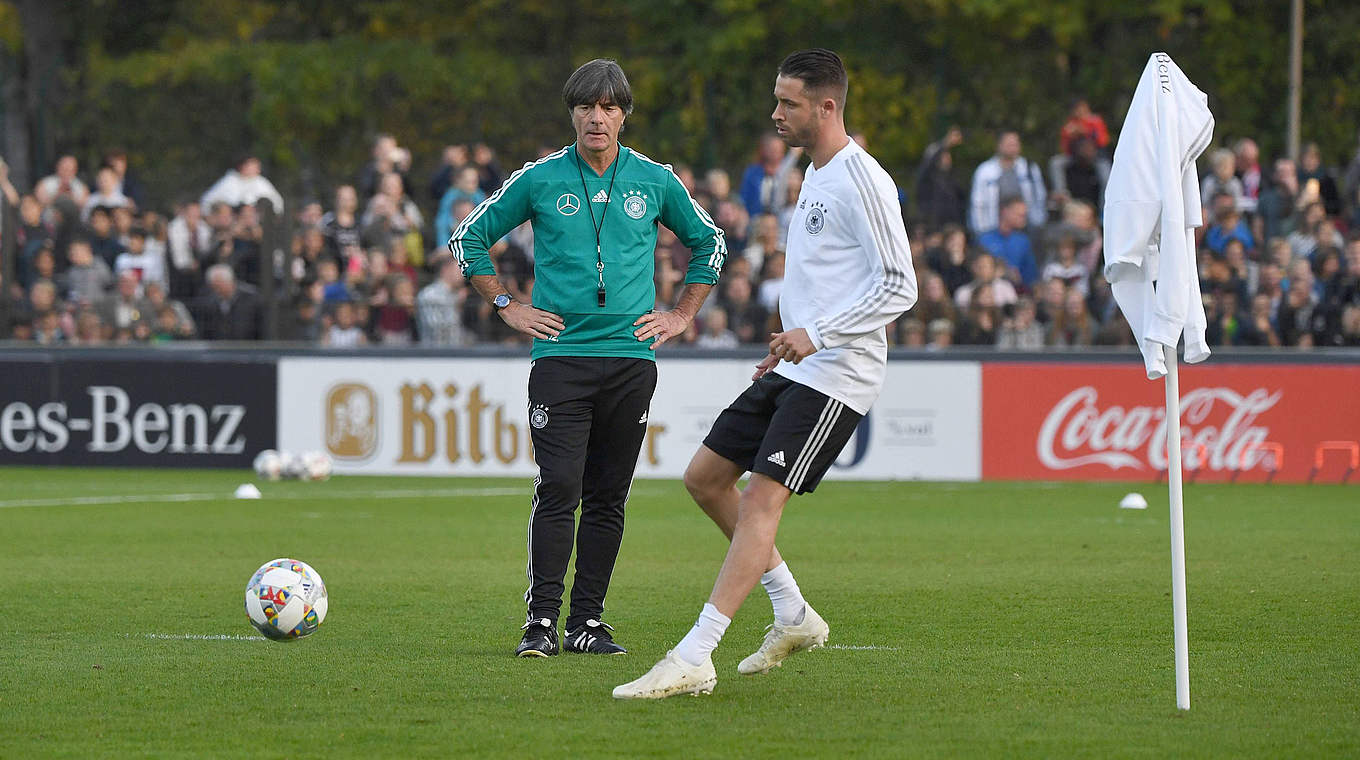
xmin=613 ymin=48 xmax=918 ymax=699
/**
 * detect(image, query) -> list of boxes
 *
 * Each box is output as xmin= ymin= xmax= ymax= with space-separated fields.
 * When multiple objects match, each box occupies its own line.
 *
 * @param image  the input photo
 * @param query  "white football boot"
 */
xmin=612 ymin=650 xmax=717 ymax=699
xmin=737 ymin=604 xmax=829 ymax=675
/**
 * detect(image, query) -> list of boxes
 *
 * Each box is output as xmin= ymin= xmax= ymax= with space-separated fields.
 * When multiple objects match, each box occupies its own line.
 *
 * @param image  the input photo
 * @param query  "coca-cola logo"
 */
xmin=1037 ymin=386 xmax=1282 ymax=472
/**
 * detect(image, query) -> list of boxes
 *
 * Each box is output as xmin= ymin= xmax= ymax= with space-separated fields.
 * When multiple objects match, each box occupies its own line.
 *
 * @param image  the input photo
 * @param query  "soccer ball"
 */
xmin=299 ymin=451 xmax=333 ymax=482
xmin=244 ymin=558 xmax=329 ymax=641
xmin=278 ymin=450 xmax=303 ymax=480
xmin=252 ymin=449 xmax=283 ymax=481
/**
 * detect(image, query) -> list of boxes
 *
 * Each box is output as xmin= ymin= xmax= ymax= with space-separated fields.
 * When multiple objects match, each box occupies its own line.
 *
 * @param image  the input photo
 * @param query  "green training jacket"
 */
xmin=449 ymin=143 xmax=726 ymax=360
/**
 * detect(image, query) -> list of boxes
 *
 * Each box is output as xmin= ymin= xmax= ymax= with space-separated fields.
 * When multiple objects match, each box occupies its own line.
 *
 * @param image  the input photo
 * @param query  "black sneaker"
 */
xmin=516 ymin=617 xmax=559 ymax=658
xmin=564 ymin=619 xmax=627 ymax=655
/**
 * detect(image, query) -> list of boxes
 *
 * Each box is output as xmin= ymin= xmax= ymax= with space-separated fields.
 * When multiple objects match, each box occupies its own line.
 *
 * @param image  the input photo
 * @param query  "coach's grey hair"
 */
xmin=563 ymin=59 xmax=634 ymax=115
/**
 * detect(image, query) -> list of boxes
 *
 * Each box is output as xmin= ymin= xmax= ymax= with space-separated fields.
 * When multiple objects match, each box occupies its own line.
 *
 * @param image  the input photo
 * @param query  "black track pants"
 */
xmin=523 ymin=356 xmax=656 ymax=629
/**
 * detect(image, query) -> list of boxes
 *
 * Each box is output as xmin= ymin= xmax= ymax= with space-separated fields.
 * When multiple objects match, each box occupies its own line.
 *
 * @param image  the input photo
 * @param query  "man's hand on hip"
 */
xmin=500 ymin=301 xmax=565 ymax=340
xmin=633 ymin=309 xmax=690 ymax=349
xmin=768 ymin=328 xmax=816 ymax=364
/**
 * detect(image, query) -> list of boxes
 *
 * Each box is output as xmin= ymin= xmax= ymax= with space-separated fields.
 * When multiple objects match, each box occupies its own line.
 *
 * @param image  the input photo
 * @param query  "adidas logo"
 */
xmin=766 ymin=450 xmax=786 ymax=467
xmin=638 ymin=411 xmax=648 ymax=424
xmin=591 ymin=189 xmax=610 ymax=203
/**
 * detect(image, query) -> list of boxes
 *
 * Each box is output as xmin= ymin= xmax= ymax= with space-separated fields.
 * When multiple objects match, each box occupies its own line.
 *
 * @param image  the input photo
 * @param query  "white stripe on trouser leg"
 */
xmin=785 ymin=400 xmax=842 ymax=492
xmin=523 ymin=474 xmax=541 ymax=612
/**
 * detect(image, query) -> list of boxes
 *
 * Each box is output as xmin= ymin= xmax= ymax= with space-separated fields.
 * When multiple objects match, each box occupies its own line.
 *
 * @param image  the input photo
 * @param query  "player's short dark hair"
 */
xmin=777 ymin=48 xmax=848 ymax=107
xmin=563 ymin=59 xmax=634 ymax=115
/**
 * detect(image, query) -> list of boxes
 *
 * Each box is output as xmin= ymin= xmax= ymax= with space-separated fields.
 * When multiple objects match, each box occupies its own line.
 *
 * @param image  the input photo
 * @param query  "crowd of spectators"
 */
xmin=2 ymin=105 xmax=1359 ymax=350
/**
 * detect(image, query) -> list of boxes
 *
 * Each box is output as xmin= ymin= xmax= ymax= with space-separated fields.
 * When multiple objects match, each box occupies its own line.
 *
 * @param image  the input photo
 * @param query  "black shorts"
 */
xmin=703 ymin=373 xmax=863 ymax=494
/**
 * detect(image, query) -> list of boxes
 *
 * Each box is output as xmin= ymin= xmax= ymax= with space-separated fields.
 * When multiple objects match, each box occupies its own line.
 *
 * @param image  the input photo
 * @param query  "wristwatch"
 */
xmin=492 ymin=294 xmax=513 ymax=312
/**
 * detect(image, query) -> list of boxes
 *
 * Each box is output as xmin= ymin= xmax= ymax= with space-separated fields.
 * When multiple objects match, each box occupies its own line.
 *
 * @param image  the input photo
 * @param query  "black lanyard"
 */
xmin=576 ymin=146 xmax=620 ymax=307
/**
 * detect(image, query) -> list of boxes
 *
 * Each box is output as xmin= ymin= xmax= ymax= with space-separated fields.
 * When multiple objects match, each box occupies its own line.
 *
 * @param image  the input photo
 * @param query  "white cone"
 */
xmin=234 ymin=483 xmax=263 ymax=499
xmin=1119 ymin=492 xmax=1148 ymax=509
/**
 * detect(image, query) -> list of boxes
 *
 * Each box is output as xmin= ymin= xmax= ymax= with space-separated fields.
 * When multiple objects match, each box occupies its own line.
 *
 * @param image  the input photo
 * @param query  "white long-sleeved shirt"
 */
xmin=774 ymin=140 xmax=917 ymax=414
xmin=1103 ymin=52 xmax=1215 ymax=379
xmin=968 ymin=155 xmax=1047 ymax=234
xmin=200 ymin=170 xmax=285 ymax=215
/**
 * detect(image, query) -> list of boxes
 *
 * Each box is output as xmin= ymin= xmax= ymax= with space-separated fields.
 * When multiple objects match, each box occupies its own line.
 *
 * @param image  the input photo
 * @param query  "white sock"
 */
xmin=762 ymin=562 xmax=806 ymax=626
xmin=672 ymin=603 xmax=730 ymax=667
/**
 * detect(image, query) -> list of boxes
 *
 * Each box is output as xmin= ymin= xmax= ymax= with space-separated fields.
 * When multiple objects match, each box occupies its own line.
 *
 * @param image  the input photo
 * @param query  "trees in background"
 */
xmin=0 ymin=0 xmax=1355 ymax=207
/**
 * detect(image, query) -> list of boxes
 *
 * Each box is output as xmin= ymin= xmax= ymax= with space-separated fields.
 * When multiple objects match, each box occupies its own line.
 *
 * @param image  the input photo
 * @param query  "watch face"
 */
xmin=494 ymin=294 xmax=511 ymax=309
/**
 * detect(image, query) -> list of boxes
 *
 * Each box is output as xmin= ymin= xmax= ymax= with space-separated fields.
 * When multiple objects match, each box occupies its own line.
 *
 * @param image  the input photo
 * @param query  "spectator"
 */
xmin=417 ymin=257 xmax=469 ymax=346
xmin=738 ymin=133 xmax=801 ymax=218
xmin=320 ymin=185 xmax=363 ymax=261
xmin=1046 ymin=288 xmax=1096 ymax=347
xmin=1040 ymin=234 xmax=1090 ymax=296
xmin=165 ymin=198 xmax=210 ymax=298
xmin=323 ymin=300 xmax=367 ymax=347
xmin=32 ymin=310 xmax=66 ymax=345
xmin=1234 ymin=138 xmax=1262 ymax=213
xmin=705 ymin=168 xmax=736 ymax=205
xmin=743 ymin=213 xmax=781 ymax=274
xmin=1276 ymin=267 xmax=1319 ymax=346
xmin=1200 ymin=148 xmax=1245 ymax=213
xmin=756 ymin=250 xmax=784 ymax=314
xmin=1222 ymin=238 xmax=1258 ymax=296
xmin=914 ymin=126 xmax=967 ymax=230
xmin=955 ymin=252 xmax=1018 ymax=309
xmin=1237 ymin=293 xmax=1282 ymax=347
xmin=969 ymin=130 xmax=1046 ymax=234
xmin=1204 ymin=288 xmax=1246 ymax=346
xmin=1258 ymin=261 xmax=1286 ymax=314
xmin=909 ymin=270 xmax=958 ymax=328
xmin=25 ymin=242 xmax=58 ymax=291
xmin=34 ymin=155 xmax=89 ymax=208
xmin=895 ymin=317 xmax=925 ymax=347
xmin=435 ymin=166 xmax=486 ymax=245
xmin=1058 ymin=98 xmax=1110 ymax=157
xmin=1204 ymin=202 xmax=1255 ymax=257
xmin=358 ymin=134 xmax=411 ymax=199
xmin=281 ymin=294 xmax=323 ymax=343
xmin=979 ymin=197 xmax=1038 ymax=288
xmin=193 ymin=264 xmax=261 ymax=340
xmin=61 ymin=238 xmax=113 ymax=306
xmin=70 ymin=308 xmax=107 ymax=345
xmin=924 ymin=224 xmax=972 ymax=294
xmin=718 ymin=275 xmax=766 ymax=344
xmin=200 ymin=156 xmax=284 ymax=216
xmin=955 ymin=285 xmax=1000 ymax=345
xmin=695 ymin=307 xmax=738 ymax=348
xmin=471 ymin=142 xmax=504 ymax=197
xmin=143 ymin=280 xmax=195 ymax=338
xmin=926 ymin=317 xmax=954 ymax=350
xmin=1297 ymin=142 xmax=1341 ymax=216
xmin=1288 ymin=202 xmax=1343 ymax=261
xmin=96 ymin=270 xmax=148 ymax=333
xmin=114 ymin=227 xmax=168 ymax=287
xmin=714 ymin=200 xmax=750 ymax=254
xmin=317 ymin=257 xmax=349 ymax=303
xmin=373 ymin=277 xmax=418 ymax=345
xmin=1258 ymin=158 xmax=1299 ymax=243
xmin=428 ymin=144 xmax=469 ymax=204
xmin=104 ymin=148 xmax=146 ymax=209
xmin=1062 ymin=137 xmax=1110 ymax=211
xmin=773 ymin=172 xmax=803 ymax=248
xmin=82 ymin=166 xmax=133 ymax=222
xmin=227 ymin=203 xmax=265 ymax=286
xmin=997 ymin=297 xmax=1044 ymax=349
xmin=362 ymin=172 xmax=424 ymax=265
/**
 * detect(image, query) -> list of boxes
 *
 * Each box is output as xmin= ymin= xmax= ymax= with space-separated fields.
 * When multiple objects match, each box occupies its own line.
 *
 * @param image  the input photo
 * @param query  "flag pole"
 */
xmin=1164 ymin=343 xmax=1190 ymax=710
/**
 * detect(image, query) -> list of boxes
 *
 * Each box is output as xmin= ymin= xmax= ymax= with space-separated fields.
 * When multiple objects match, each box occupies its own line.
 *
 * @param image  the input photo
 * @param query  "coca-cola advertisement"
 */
xmin=982 ymin=363 xmax=1360 ymax=483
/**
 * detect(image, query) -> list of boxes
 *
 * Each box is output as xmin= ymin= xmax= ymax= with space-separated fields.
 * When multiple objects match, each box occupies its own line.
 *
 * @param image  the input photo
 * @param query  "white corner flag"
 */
xmin=1102 ymin=52 xmax=1214 ymax=711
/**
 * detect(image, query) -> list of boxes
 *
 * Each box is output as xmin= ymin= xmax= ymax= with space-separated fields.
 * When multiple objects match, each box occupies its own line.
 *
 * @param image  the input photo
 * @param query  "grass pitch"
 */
xmin=1 ymin=467 xmax=1356 ymax=758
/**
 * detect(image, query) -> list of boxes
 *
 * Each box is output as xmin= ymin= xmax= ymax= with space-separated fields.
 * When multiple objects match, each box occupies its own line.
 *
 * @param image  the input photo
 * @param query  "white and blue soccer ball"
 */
xmin=252 ymin=449 xmax=284 ymax=481
xmin=245 ymin=558 xmax=329 ymax=641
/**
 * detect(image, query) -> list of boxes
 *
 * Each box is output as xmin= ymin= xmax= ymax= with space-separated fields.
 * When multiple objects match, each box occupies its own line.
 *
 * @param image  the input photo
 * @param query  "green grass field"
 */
xmin=1 ymin=467 xmax=1356 ymax=758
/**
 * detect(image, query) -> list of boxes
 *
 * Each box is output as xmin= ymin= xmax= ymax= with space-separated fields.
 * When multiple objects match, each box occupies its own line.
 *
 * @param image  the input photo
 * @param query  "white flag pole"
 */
xmin=1163 ymin=343 xmax=1190 ymax=710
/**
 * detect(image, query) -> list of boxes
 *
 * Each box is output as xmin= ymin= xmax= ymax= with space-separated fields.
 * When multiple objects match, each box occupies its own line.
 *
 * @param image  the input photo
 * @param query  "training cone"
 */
xmin=234 ymin=483 xmax=263 ymax=499
xmin=1119 ymin=492 xmax=1148 ymax=510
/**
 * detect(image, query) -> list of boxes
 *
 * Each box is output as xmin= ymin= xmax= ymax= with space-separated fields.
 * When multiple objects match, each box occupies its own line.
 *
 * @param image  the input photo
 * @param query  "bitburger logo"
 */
xmin=325 ymin=383 xmax=378 ymax=460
